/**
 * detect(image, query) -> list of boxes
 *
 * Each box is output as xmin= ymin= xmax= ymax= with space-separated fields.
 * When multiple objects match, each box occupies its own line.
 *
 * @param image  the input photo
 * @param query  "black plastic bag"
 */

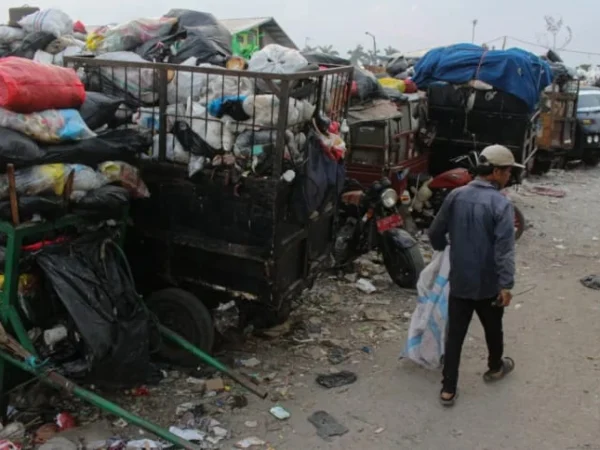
xmin=386 ymin=55 xmax=409 ymax=77
xmin=161 ymin=9 xmax=231 ymax=64
xmin=136 ymin=30 xmax=186 ymax=62
xmin=164 ymin=9 xmax=232 ymax=55
xmin=78 ymin=92 xmax=123 ymax=131
xmin=0 ymin=196 xmax=66 ymax=222
xmin=10 ymin=31 xmax=56 ymax=59
xmin=292 ymin=131 xmax=345 ymax=224
xmin=353 ymin=67 xmax=388 ymax=102
xmin=36 ymin=233 xmax=150 ymax=387
xmin=172 ymin=121 xmax=215 ymax=157
xmin=39 ymin=129 xmax=150 ymax=166
xmin=74 ymin=186 xmax=130 ymax=212
xmin=0 ymin=128 xmax=45 ymax=168
xmin=302 ymin=52 xmax=351 ymax=66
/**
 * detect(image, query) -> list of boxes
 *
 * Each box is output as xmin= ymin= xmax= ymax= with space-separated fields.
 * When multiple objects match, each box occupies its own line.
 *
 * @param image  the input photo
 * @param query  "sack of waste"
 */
xmin=402 ymin=246 xmax=450 ymax=370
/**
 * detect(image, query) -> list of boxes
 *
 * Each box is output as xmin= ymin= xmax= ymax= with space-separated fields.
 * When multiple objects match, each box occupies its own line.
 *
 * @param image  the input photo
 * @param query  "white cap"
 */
xmin=479 ymin=145 xmax=525 ymax=169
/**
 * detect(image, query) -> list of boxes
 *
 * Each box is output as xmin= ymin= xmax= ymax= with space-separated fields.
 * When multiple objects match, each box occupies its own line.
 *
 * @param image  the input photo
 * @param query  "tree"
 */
xmin=384 ymin=46 xmax=400 ymax=56
xmin=317 ymin=45 xmax=340 ymax=56
xmin=537 ymin=16 xmax=573 ymax=51
xmin=579 ymin=64 xmax=591 ymax=72
xmin=302 ymin=45 xmax=317 ymax=52
xmin=347 ymin=45 xmax=368 ymax=65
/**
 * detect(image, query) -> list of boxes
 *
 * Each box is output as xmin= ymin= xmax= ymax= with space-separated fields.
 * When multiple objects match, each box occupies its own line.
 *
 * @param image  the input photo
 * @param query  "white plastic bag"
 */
xmin=185 ymin=98 xmax=230 ymax=150
xmin=248 ymin=44 xmax=308 ymax=74
xmin=68 ymin=164 xmax=109 ymax=191
xmin=96 ymin=52 xmax=158 ymax=104
xmin=33 ymin=46 xmax=82 ymax=66
xmin=402 ymin=246 xmax=450 ymax=370
xmin=150 ymin=134 xmax=190 ymax=164
xmin=243 ymin=95 xmax=315 ymax=127
xmin=18 ymin=9 xmax=73 ymax=38
xmin=0 ymin=26 xmax=25 ymax=43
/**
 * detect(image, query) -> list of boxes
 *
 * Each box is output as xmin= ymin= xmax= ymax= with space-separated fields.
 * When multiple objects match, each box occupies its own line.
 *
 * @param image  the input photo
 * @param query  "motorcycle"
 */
xmin=333 ymin=177 xmax=425 ymax=288
xmin=409 ymin=151 xmax=526 ymax=240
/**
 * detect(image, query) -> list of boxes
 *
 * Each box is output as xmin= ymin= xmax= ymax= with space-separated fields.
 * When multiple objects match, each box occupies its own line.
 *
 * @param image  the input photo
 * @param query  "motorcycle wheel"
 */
xmin=514 ymin=205 xmax=526 ymax=241
xmin=382 ymin=240 xmax=425 ymax=289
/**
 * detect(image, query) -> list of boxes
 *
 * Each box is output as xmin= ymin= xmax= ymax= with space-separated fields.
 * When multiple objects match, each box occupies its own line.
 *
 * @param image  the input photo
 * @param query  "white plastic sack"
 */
xmin=149 ymin=134 xmax=190 ymax=164
xmin=248 ymin=44 xmax=308 ymax=74
xmin=402 ymin=246 xmax=450 ymax=370
xmin=68 ymin=164 xmax=109 ymax=192
xmin=96 ymin=52 xmax=158 ymax=104
xmin=167 ymin=58 xmax=206 ymax=105
xmin=18 ymin=9 xmax=73 ymax=38
xmin=243 ymin=95 xmax=315 ymax=127
xmin=33 ymin=46 xmax=82 ymax=66
xmin=185 ymin=98 xmax=233 ymax=151
xmin=0 ymin=25 xmax=25 ymax=43
xmin=200 ymin=63 xmax=254 ymax=104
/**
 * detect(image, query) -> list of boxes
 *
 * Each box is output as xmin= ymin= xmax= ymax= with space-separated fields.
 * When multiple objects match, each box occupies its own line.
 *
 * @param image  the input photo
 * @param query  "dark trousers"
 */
xmin=442 ymin=295 xmax=504 ymax=393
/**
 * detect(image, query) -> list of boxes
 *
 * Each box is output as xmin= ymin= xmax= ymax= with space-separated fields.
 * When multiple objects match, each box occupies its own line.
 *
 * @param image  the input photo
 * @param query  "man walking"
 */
xmin=428 ymin=145 xmax=520 ymax=406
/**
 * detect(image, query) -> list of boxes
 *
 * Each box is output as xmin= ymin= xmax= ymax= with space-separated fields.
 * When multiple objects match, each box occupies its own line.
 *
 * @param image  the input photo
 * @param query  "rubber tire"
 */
xmin=514 ymin=205 xmax=525 ymax=241
xmin=530 ymin=158 xmax=552 ymax=175
xmin=146 ymin=288 xmax=215 ymax=367
xmin=383 ymin=243 xmax=425 ymax=289
xmin=582 ymin=153 xmax=600 ymax=167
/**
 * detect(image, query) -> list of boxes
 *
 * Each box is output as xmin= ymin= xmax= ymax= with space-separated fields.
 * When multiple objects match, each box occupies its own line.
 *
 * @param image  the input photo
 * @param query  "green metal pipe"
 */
xmin=158 ymin=325 xmax=267 ymax=399
xmin=0 ymin=350 xmax=201 ymax=450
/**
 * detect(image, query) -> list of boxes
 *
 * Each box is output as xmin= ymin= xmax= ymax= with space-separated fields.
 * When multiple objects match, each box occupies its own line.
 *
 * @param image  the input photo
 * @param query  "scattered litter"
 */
xmin=363 ymin=309 xmax=392 ymax=322
xmin=244 ymin=421 xmax=258 ymax=429
xmin=375 ymin=427 xmax=385 ymax=434
xmin=112 ymin=418 xmax=128 ymax=428
xmin=55 ymin=412 xmax=76 ymax=431
xmin=356 ymin=278 xmax=377 ymax=294
xmin=186 ymin=377 xmax=205 ymax=385
xmin=328 ymin=347 xmax=348 ymax=365
xmin=593 ymin=237 xmax=599 ymax=241
xmin=316 ymin=370 xmax=357 ymax=389
xmin=555 ymin=244 xmax=566 ymax=250
xmin=38 ymin=437 xmax=77 ymax=450
xmin=33 ymin=424 xmax=58 ymax=445
xmin=168 ymin=426 xmax=206 ymax=441
xmin=361 ymin=346 xmax=372 ymax=354
xmin=205 ymin=378 xmax=225 ymax=392
xmin=307 ymin=411 xmax=348 ymax=441
xmin=235 ymin=437 xmax=266 ymax=448
xmin=527 ymin=185 xmax=566 ymax=198
xmin=270 ymin=406 xmax=291 ymax=420
xmin=228 ymin=394 xmax=249 ymax=409
xmin=212 ymin=426 xmax=228 ymax=438
xmin=363 ymin=298 xmax=391 ymax=306
xmin=581 ymin=274 xmax=600 ymax=290
xmin=126 ymin=439 xmax=162 ymax=449
xmin=240 ymin=357 xmax=261 ymax=368
xmin=514 ymin=303 xmax=523 ymax=310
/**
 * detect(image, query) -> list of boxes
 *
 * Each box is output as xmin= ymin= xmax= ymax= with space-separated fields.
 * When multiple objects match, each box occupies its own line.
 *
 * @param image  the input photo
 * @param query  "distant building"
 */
xmin=219 ymin=17 xmax=297 ymax=56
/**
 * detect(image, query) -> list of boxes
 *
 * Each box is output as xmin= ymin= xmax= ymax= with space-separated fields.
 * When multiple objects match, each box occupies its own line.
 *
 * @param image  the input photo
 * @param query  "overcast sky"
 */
xmin=15 ymin=0 xmax=599 ymax=66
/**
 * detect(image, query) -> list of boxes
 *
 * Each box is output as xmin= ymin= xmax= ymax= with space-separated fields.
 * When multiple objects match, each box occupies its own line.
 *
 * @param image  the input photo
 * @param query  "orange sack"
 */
xmin=0 ymin=57 xmax=86 ymax=113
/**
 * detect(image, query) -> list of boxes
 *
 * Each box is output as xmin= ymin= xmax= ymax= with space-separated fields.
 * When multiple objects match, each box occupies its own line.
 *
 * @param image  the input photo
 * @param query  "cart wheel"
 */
xmin=582 ymin=152 xmax=600 ymax=167
xmin=147 ymin=288 xmax=215 ymax=367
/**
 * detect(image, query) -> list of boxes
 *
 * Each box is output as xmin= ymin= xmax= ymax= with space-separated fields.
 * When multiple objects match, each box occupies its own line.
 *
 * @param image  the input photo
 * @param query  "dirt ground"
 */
xmin=30 ymin=167 xmax=600 ymax=449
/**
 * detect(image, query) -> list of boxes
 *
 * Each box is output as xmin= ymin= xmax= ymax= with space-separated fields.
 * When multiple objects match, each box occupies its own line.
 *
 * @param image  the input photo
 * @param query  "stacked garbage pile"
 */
xmin=540 ymin=49 xmax=578 ymax=87
xmin=0 ymin=7 xmax=88 ymax=65
xmin=76 ymin=30 xmax=350 ymax=182
xmin=0 ymin=56 xmax=150 ymax=222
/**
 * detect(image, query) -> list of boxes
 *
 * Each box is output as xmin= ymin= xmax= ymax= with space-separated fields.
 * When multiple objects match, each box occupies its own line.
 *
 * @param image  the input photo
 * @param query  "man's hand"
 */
xmin=497 ymin=289 xmax=512 ymax=307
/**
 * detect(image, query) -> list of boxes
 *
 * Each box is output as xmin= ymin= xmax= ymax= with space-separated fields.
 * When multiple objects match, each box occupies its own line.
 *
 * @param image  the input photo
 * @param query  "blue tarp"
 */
xmin=412 ymin=43 xmax=552 ymax=111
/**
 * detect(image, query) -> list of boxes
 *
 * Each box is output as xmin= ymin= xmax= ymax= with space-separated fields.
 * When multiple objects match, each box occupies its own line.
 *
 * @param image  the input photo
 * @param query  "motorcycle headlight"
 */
xmin=380 ymin=188 xmax=398 ymax=208
xmin=587 ymin=135 xmax=593 ymax=144
xmin=594 ymin=135 xmax=599 ymax=143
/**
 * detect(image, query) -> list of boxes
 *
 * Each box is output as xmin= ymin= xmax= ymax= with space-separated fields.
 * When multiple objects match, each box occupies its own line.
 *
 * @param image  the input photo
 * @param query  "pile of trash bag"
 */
xmin=0 ymin=8 xmax=87 ymax=63
xmin=0 ymin=56 xmax=150 ymax=221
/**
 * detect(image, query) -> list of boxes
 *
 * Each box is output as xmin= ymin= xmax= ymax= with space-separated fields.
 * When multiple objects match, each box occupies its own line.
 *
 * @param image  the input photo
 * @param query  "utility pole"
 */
xmin=502 ymin=36 xmax=507 ymax=50
xmin=365 ymin=31 xmax=377 ymax=64
xmin=472 ymin=19 xmax=478 ymax=43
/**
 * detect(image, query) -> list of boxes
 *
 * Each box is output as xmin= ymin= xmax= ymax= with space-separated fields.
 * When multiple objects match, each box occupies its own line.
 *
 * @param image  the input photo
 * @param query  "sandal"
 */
xmin=483 ymin=357 xmax=515 ymax=383
xmin=439 ymin=389 xmax=458 ymax=407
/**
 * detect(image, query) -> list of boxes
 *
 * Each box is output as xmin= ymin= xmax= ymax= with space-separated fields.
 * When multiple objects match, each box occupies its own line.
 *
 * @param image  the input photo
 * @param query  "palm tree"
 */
xmin=303 ymin=45 xmax=317 ymax=52
xmin=318 ymin=45 xmax=340 ymax=56
xmin=384 ymin=46 xmax=400 ymax=56
xmin=347 ymin=45 xmax=368 ymax=65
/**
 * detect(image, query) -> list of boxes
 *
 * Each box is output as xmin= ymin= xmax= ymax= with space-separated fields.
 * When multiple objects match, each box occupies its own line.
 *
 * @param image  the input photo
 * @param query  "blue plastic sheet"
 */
xmin=412 ymin=43 xmax=552 ymax=111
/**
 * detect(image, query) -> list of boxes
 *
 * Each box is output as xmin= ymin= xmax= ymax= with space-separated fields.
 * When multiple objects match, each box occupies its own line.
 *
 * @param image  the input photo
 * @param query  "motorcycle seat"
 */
xmin=341 ymin=190 xmax=364 ymax=206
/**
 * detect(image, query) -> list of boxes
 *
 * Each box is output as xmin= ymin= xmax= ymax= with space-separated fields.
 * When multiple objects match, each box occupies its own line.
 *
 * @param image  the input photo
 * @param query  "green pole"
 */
xmin=159 ymin=325 xmax=267 ymax=399
xmin=0 ymin=351 xmax=202 ymax=450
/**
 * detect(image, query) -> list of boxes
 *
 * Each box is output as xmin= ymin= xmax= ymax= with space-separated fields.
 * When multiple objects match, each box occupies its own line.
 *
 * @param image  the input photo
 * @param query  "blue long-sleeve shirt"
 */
xmin=427 ymin=179 xmax=516 ymax=300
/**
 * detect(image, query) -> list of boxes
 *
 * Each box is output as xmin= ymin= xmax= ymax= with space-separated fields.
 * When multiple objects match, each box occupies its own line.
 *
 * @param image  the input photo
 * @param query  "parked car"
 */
xmin=571 ymin=86 xmax=600 ymax=166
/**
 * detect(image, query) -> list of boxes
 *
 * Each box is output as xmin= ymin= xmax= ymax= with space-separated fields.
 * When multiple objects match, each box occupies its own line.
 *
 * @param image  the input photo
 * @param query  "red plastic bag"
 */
xmin=73 ymin=20 xmax=86 ymax=33
xmin=0 ymin=57 xmax=86 ymax=114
